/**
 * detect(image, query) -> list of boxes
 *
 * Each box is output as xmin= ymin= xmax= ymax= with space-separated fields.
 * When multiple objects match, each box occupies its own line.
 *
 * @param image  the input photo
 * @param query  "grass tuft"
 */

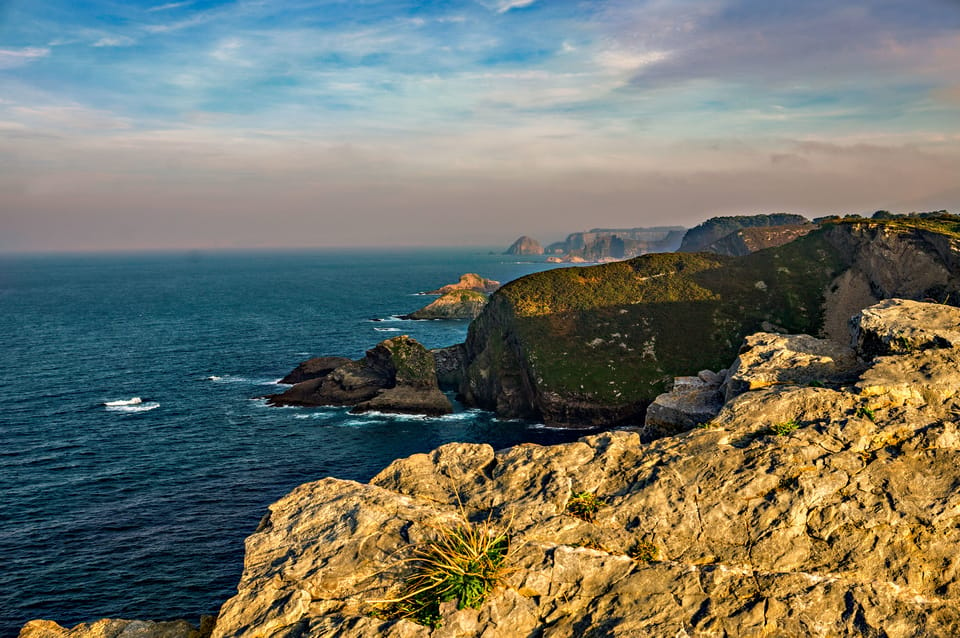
xmin=627 ymin=539 xmax=658 ymax=562
xmin=769 ymin=419 xmax=799 ymax=436
xmin=372 ymin=518 xmax=510 ymax=628
xmin=565 ymin=491 xmax=606 ymax=522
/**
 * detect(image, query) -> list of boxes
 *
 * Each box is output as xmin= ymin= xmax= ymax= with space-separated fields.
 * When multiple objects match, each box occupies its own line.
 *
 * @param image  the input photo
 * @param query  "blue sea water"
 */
xmin=0 ymin=249 xmax=587 ymax=636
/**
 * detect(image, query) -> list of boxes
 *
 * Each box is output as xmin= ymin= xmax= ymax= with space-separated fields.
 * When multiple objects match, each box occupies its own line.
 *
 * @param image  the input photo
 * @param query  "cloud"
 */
xmin=491 ymin=0 xmax=538 ymax=14
xmin=0 ymin=47 xmax=50 ymax=69
xmin=93 ymin=36 xmax=136 ymax=47
xmin=147 ymin=1 xmax=194 ymax=11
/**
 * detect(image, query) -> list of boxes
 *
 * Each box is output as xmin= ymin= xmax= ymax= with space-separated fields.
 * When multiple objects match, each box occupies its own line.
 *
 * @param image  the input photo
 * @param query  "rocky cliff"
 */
xmin=504 ymin=236 xmax=544 ymax=256
xmin=546 ymin=227 xmax=685 ymax=260
xmin=701 ymin=224 xmax=817 ymax=257
xmin=679 ymin=213 xmax=810 ymax=253
xmin=460 ymin=216 xmax=960 ymax=427
xmin=41 ymin=298 xmax=960 ymax=637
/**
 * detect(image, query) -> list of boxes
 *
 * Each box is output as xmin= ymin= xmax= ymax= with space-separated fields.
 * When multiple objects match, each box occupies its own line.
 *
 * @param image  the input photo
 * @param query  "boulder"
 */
xmin=724 ymin=332 xmax=860 ymax=402
xmin=402 ymin=290 xmax=488 ymax=320
xmin=642 ymin=370 xmax=726 ymax=439
xmin=424 ymin=274 xmax=499 ymax=295
xmin=278 ymin=356 xmax=352 ymax=385
xmin=266 ymin=337 xmax=452 ymax=416
xmin=852 ymin=298 xmax=960 ymax=358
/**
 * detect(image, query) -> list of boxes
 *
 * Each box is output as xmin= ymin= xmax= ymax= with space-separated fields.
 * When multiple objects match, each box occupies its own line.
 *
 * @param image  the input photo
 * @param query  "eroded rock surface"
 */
xmin=424 ymin=274 xmax=499 ymax=295
xmin=19 ymin=618 xmax=211 ymax=638
xmin=403 ymin=291 xmax=488 ymax=320
xmin=278 ymin=357 xmax=352 ymax=385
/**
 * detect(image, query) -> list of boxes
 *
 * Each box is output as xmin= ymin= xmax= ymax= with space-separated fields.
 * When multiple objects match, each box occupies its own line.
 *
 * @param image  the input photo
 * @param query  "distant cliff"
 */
xmin=546 ymin=226 xmax=685 ymax=260
xmin=504 ymin=236 xmax=543 ymax=255
xmin=461 ymin=215 xmax=960 ymax=427
xmin=702 ymin=223 xmax=817 ymax=256
xmin=678 ymin=213 xmax=809 ymax=253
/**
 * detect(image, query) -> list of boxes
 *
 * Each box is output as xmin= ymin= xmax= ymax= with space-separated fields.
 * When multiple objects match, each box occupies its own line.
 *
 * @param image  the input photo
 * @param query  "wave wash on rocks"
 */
xmin=27 ymin=298 xmax=960 ymax=637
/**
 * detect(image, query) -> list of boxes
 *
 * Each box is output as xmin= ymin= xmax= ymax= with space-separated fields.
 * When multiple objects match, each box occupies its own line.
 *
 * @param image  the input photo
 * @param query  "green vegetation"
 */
xmin=770 ymin=419 xmax=799 ymax=436
xmin=374 ymin=518 xmax=510 ymax=628
xmin=385 ymin=336 xmax=436 ymax=385
xmin=823 ymin=211 xmax=960 ymax=240
xmin=856 ymin=406 xmax=876 ymax=422
xmin=627 ymin=539 xmax=658 ymax=562
xmin=565 ymin=491 xmax=606 ymax=522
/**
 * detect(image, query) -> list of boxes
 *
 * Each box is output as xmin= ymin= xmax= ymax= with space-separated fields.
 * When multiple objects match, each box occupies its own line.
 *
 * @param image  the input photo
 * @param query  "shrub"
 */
xmin=565 ymin=491 xmax=606 ymax=522
xmin=373 ymin=518 xmax=510 ymax=628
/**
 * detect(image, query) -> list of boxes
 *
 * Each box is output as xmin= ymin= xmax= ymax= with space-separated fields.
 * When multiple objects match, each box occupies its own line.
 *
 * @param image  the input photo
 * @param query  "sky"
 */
xmin=1 ymin=0 xmax=959 ymax=252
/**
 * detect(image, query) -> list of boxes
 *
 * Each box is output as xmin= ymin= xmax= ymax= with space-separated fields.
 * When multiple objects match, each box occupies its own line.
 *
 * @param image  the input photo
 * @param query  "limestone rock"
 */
xmin=725 ymin=332 xmax=860 ymax=402
xmin=643 ymin=371 xmax=725 ymax=439
xmin=504 ymin=236 xmax=543 ymax=256
xmin=18 ymin=618 xmax=207 ymax=638
xmin=402 ymin=291 xmax=487 ymax=320
xmin=278 ymin=356 xmax=352 ymax=385
xmin=424 ymin=274 xmax=499 ymax=295
xmin=266 ymin=337 xmax=452 ymax=416
xmin=852 ymin=298 xmax=960 ymax=358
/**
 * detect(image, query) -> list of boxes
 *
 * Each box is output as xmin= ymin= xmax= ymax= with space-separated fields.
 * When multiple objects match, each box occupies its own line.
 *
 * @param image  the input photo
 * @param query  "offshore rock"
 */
xmin=278 ymin=356 xmax=352 ymax=385
xmin=425 ymin=274 xmax=499 ymax=295
xmin=18 ymin=618 xmax=210 ymax=638
xmin=266 ymin=336 xmax=452 ymax=416
xmin=403 ymin=290 xmax=488 ymax=320
xmin=504 ymin=236 xmax=543 ymax=256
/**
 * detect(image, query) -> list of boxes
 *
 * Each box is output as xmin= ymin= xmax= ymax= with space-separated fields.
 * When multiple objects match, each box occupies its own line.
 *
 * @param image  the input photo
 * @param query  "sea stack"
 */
xmin=504 ymin=235 xmax=544 ymax=255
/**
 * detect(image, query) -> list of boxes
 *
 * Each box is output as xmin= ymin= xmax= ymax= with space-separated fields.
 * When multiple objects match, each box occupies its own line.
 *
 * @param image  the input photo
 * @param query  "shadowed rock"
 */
xmin=266 ymin=336 xmax=452 ymax=416
xmin=278 ymin=356 xmax=352 ymax=385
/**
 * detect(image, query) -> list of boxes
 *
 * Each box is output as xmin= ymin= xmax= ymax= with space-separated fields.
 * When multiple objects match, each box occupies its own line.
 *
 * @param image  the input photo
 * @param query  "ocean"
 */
xmin=0 ymin=249 xmax=588 ymax=636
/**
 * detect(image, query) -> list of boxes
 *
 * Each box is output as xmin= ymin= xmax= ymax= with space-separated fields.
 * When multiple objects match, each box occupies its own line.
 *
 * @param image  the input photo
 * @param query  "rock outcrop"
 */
xmin=133 ymin=299 xmax=960 ymax=638
xmin=403 ymin=290 xmax=488 ymax=321
xmin=679 ymin=213 xmax=810 ymax=253
xmin=504 ymin=236 xmax=543 ymax=256
xmin=278 ymin=356 xmax=352 ymax=385
xmin=424 ymin=274 xmax=499 ymax=295
xmin=266 ymin=337 xmax=452 ymax=416
xmin=460 ymin=215 xmax=960 ymax=427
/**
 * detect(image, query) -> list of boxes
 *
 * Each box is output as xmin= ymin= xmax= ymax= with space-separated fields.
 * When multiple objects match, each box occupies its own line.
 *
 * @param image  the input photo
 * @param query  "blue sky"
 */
xmin=2 ymin=0 xmax=959 ymax=251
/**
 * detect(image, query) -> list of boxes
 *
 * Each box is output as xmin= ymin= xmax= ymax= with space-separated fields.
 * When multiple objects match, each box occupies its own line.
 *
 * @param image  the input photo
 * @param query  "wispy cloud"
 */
xmin=147 ymin=1 xmax=194 ymax=12
xmin=93 ymin=36 xmax=136 ymax=47
xmin=0 ymin=47 xmax=50 ymax=69
xmin=490 ymin=0 xmax=538 ymax=14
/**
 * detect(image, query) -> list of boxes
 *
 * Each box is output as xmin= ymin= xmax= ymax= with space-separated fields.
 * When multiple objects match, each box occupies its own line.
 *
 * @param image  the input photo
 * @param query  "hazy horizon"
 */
xmin=2 ymin=0 xmax=959 ymax=253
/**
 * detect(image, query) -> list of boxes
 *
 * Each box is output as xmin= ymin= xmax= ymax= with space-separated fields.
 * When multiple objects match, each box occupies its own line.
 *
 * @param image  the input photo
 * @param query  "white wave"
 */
xmin=373 ymin=327 xmax=402 ymax=332
xmin=370 ymin=315 xmax=405 ymax=322
xmin=106 ymin=401 xmax=159 ymax=413
xmin=207 ymin=375 xmax=250 ymax=383
xmin=104 ymin=397 xmax=142 ymax=406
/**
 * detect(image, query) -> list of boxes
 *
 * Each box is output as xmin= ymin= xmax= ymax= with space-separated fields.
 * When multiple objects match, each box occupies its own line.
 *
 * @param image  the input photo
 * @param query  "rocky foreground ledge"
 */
xmin=24 ymin=298 xmax=960 ymax=637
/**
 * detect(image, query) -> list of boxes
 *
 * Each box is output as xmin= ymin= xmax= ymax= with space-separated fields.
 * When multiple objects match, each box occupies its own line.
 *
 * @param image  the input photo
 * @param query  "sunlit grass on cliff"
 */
xmin=370 ymin=517 xmax=511 ymax=628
